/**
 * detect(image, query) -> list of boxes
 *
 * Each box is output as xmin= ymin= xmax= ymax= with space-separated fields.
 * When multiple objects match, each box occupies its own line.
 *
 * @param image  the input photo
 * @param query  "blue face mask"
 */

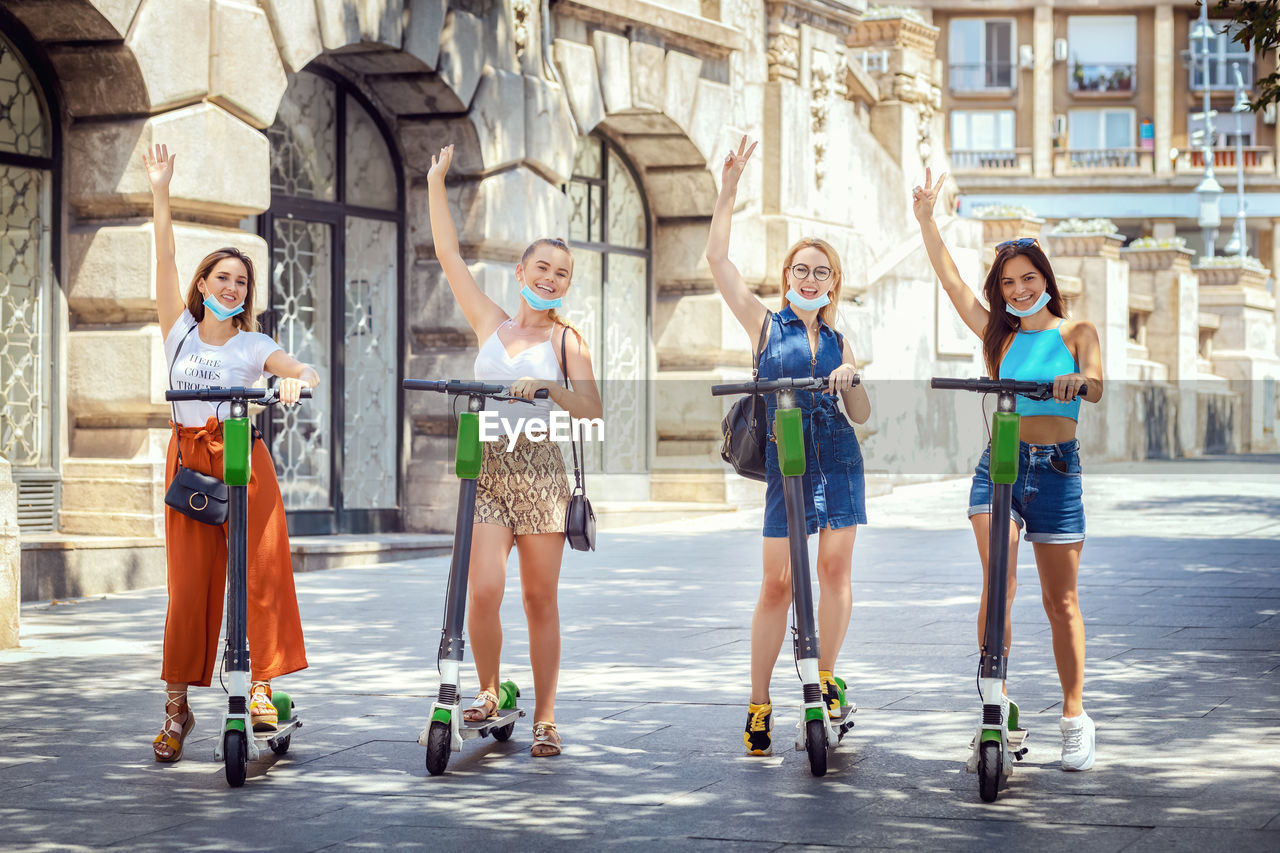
xmin=1004 ymin=290 xmax=1051 ymax=318
xmin=203 ymin=296 xmax=245 ymax=321
xmin=520 ymin=285 xmax=563 ymax=311
xmin=787 ymin=288 xmax=831 ymax=312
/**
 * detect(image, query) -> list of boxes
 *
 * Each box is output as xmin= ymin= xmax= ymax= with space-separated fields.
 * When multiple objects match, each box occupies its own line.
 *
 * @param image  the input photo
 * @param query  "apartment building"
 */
xmin=904 ymin=1 xmax=1279 ymax=269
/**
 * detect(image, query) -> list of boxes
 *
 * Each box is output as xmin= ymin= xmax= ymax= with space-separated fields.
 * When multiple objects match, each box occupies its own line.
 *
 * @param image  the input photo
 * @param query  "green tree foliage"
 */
xmin=1213 ymin=1 xmax=1280 ymax=110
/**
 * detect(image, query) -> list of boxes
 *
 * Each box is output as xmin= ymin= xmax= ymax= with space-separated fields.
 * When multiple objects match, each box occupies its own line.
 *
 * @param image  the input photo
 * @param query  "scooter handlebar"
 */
xmin=164 ymin=386 xmax=312 ymax=403
xmin=929 ymin=377 xmax=1087 ymax=400
xmin=711 ymin=375 xmax=857 ymax=396
xmin=402 ymin=379 xmax=550 ymax=399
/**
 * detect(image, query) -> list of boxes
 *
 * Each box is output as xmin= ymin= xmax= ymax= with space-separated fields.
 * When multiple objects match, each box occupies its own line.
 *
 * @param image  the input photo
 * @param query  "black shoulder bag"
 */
xmin=557 ymin=328 xmax=596 ymax=551
xmin=163 ymin=324 xmax=229 ymax=525
xmin=720 ymin=311 xmax=772 ymax=481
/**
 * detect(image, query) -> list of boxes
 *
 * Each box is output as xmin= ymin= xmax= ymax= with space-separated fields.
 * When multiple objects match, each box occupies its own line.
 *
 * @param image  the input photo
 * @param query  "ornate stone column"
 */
xmin=0 ymin=456 xmax=17 ymax=649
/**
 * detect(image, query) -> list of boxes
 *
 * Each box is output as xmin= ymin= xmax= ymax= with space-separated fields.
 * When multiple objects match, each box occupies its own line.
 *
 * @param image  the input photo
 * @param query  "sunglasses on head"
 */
xmin=996 ymin=237 xmax=1039 ymax=251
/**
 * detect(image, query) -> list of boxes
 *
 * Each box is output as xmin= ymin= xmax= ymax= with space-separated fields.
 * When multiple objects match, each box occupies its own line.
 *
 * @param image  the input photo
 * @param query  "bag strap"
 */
xmin=168 ymin=322 xmax=198 ymax=465
xmin=556 ymin=327 xmax=585 ymax=494
xmin=751 ymin=310 xmax=772 ymax=380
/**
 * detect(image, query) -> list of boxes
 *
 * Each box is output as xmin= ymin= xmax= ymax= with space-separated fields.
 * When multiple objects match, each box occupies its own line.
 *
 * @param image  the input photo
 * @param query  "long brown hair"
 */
xmin=520 ymin=237 xmax=584 ymax=345
xmin=981 ymin=241 xmax=1065 ymax=377
xmin=780 ymin=237 xmax=844 ymax=328
xmin=185 ymin=247 xmax=259 ymax=332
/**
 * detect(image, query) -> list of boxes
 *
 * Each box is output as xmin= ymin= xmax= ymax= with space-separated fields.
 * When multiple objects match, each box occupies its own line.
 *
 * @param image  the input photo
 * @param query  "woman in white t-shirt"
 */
xmin=145 ymin=144 xmax=319 ymax=763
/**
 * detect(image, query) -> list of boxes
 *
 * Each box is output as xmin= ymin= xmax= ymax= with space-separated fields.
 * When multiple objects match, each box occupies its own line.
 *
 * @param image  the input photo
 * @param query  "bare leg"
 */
xmin=815 ymin=525 xmax=857 ymax=673
xmin=465 ymin=522 xmax=515 ymax=714
xmin=515 ymin=531 xmax=566 ymax=724
xmin=750 ymin=537 xmax=793 ymax=704
xmin=1032 ymin=541 xmax=1086 ymax=717
xmin=971 ymin=513 xmax=1020 ymax=658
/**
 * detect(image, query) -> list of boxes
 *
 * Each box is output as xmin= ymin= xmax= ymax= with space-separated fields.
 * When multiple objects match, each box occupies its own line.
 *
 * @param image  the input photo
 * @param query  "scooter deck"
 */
xmin=251 ymin=717 xmax=302 ymax=741
xmin=461 ymin=706 xmax=525 ymax=739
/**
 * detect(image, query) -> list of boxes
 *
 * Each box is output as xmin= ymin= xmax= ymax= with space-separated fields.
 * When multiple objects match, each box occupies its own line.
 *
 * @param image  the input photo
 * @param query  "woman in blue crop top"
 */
xmin=914 ymin=169 xmax=1104 ymax=772
xmin=708 ymin=137 xmax=872 ymax=757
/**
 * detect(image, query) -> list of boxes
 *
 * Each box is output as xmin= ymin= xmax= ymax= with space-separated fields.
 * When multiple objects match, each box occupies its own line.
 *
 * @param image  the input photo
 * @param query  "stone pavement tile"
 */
xmin=0 ymin=806 xmax=191 ymax=850
xmin=1120 ymin=827 xmax=1280 ymax=852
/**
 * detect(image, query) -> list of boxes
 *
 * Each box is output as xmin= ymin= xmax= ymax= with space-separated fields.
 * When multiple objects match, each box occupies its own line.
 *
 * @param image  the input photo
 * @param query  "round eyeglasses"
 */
xmin=789 ymin=263 xmax=832 ymax=282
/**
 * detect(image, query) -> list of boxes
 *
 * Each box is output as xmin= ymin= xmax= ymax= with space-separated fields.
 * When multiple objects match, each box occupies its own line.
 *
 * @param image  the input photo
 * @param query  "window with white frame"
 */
xmin=1190 ymin=21 xmax=1253 ymax=90
xmin=1067 ymin=15 xmax=1137 ymax=92
xmin=1067 ymin=108 xmax=1136 ymax=166
xmin=949 ymin=18 xmax=1015 ymax=91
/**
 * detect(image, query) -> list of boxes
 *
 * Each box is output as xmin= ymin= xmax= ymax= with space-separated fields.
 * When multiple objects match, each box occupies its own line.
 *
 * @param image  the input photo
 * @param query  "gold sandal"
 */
xmin=463 ymin=689 xmax=499 ymax=723
xmin=250 ymin=681 xmax=277 ymax=731
xmin=152 ymin=689 xmax=195 ymax=763
xmin=531 ymin=721 xmax=561 ymax=757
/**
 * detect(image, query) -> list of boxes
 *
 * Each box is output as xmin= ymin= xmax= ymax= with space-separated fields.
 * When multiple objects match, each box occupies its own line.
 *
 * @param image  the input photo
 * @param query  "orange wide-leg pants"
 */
xmin=162 ymin=417 xmax=308 ymax=687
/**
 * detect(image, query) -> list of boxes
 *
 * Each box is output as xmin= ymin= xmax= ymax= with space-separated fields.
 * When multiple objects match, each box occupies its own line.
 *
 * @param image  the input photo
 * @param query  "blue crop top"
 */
xmin=999 ymin=322 xmax=1081 ymax=420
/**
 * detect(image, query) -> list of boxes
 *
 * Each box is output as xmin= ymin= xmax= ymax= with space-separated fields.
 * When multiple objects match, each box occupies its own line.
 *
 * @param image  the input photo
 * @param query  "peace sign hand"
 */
xmin=142 ymin=143 xmax=175 ymax=190
xmin=720 ymin=135 xmax=758 ymax=193
xmin=911 ymin=167 xmax=948 ymax=224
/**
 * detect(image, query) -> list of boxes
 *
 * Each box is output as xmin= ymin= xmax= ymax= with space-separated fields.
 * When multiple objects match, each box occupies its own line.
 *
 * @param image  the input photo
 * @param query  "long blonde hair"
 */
xmin=185 ymin=247 xmax=259 ymax=332
xmin=521 ymin=237 xmax=584 ymax=345
xmin=780 ymin=237 xmax=843 ymax=328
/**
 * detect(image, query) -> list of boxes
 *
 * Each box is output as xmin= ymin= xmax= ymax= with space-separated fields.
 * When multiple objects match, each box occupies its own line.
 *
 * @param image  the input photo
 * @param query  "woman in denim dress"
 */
xmin=706 ymin=137 xmax=872 ymax=756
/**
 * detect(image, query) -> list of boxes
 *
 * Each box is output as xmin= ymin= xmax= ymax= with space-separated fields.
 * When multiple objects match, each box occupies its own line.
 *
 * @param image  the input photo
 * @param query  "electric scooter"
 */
xmin=402 ymin=379 xmax=552 ymax=776
xmin=712 ymin=375 xmax=859 ymax=777
xmin=928 ymin=376 xmax=1086 ymax=803
xmin=163 ymin=385 xmax=311 ymax=788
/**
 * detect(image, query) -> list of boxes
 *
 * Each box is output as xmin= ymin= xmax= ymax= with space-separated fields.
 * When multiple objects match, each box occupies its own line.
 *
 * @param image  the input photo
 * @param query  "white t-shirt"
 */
xmin=164 ymin=309 xmax=283 ymax=427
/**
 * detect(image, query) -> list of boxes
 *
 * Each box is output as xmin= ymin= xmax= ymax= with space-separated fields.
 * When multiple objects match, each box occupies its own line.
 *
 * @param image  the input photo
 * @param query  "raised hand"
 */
xmin=142 ymin=143 xmax=175 ymax=190
xmin=720 ymin=135 xmax=757 ymax=193
xmin=428 ymin=144 xmax=454 ymax=183
xmin=911 ymin=167 xmax=948 ymax=224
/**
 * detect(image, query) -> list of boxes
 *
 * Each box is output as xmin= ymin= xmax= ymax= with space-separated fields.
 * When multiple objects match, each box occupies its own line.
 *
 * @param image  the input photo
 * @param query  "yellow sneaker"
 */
xmin=744 ymin=702 xmax=773 ymax=755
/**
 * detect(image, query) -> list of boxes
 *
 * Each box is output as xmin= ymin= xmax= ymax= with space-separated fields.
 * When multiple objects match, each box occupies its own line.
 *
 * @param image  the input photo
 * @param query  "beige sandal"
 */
xmin=531 ymin=721 xmax=561 ymax=757
xmin=152 ymin=690 xmax=195 ymax=763
xmin=463 ymin=689 xmax=499 ymax=723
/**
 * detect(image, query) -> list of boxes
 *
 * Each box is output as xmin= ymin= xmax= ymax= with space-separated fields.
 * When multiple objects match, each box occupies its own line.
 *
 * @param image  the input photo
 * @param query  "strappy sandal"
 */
xmin=531 ymin=721 xmax=561 ymax=757
xmin=463 ymin=689 xmax=499 ymax=723
xmin=250 ymin=681 xmax=277 ymax=731
xmin=152 ymin=690 xmax=195 ymax=763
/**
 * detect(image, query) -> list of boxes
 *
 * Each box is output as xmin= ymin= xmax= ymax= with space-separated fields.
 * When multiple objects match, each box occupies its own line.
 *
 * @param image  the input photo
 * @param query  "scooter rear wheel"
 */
xmin=977 ymin=741 xmax=1001 ymax=802
xmin=424 ymin=720 xmax=451 ymax=776
xmin=224 ymin=730 xmax=248 ymax=788
xmin=805 ymin=718 xmax=828 ymax=777
xmin=270 ymin=734 xmax=291 ymax=755
xmin=492 ymin=721 xmax=516 ymax=742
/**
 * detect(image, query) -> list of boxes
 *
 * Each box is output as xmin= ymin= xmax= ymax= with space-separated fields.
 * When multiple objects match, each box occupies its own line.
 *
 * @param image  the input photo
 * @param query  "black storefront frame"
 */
xmin=259 ymin=66 xmax=406 ymax=536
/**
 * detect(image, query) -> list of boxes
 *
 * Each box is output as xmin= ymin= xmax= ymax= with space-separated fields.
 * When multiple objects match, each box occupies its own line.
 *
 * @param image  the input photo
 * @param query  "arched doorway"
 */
xmin=0 ymin=25 xmax=58 ymax=531
xmin=261 ymin=68 xmax=404 ymax=534
xmin=562 ymin=134 xmax=650 ymax=475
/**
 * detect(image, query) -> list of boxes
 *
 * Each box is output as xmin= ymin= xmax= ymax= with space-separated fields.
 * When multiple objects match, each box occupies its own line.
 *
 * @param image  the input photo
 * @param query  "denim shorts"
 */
xmin=762 ymin=420 xmax=868 ymax=538
xmin=967 ymin=438 xmax=1085 ymax=544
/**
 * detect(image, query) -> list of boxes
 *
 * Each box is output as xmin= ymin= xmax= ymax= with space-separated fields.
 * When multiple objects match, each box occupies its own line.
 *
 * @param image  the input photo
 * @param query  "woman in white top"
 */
xmin=145 ymin=144 xmax=319 ymax=763
xmin=427 ymin=144 xmax=602 ymax=757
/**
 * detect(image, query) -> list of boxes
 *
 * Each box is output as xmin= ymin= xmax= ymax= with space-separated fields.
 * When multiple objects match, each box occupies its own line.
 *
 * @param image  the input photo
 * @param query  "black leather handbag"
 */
xmin=163 ymin=325 xmax=229 ymax=525
xmin=557 ymin=330 xmax=596 ymax=551
xmin=720 ymin=311 xmax=772 ymax=482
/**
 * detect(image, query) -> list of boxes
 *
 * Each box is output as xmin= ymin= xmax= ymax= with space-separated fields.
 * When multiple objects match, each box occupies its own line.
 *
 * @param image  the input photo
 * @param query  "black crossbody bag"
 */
xmin=720 ymin=311 xmax=772 ymax=481
xmin=556 ymin=328 xmax=596 ymax=551
xmin=163 ymin=324 xmax=229 ymax=525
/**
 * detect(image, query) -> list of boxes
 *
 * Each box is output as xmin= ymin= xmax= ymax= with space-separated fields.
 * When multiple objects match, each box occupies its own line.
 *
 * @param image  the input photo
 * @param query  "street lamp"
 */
xmin=1191 ymin=1 xmax=1222 ymax=258
xmin=1223 ymin=62 xmax=1250 ymax=257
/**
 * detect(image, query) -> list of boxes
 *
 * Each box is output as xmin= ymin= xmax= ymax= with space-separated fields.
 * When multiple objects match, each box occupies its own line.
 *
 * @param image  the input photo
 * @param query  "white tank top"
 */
xmin=473 ymin=321 xmax=564 ymax=433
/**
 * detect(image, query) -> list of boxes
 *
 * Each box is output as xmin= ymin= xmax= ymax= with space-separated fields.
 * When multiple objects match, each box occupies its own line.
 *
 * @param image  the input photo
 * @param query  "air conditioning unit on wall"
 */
xmin=1053 ymin=114 xmax=1067 ymax=139
xmin=1019 ymin=44 xmax=1034 ymax=69
xmin=1054 ymin=39 xmax=1068 ymax=62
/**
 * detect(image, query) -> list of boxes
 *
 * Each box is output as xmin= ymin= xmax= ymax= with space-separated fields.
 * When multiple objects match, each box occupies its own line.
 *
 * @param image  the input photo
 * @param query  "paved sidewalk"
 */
xmin=1 ymin=459 xmax=1278 ymax=851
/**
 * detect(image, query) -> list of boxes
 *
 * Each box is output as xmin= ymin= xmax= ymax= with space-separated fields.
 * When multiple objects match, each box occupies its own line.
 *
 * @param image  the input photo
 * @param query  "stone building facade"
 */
xmin=0 ymin=0 xmax=1275 ymax=637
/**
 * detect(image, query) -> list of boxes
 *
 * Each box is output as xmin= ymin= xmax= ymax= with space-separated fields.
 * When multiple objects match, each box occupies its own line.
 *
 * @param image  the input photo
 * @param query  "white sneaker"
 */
xmin=1060 ymin=711 xmax=1095 ymax=771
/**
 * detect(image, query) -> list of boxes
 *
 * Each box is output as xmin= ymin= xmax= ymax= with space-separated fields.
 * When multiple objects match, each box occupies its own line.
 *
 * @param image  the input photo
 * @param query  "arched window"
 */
xmin=263 ymin=68 xmax=403 ymax=534
xmin=0 ymin=26 xmax=57 ymax=531
xmin=564 ymin=135 xmax=650 ymax=474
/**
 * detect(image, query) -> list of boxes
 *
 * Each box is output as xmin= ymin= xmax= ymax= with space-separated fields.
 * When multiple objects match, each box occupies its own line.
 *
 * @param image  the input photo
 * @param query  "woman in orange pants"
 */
xmin=147 ymin=143 xmax=316 ymax=762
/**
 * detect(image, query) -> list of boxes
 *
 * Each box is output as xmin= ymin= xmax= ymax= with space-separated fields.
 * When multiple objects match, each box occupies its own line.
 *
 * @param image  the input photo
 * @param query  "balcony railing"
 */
xmin=949 ymin=148 xmax=1032 ymax=173
xmin=1190 ymin=58 xmax=1254 ymax=91
xmin=1054 ymin=148 xmax=1153 ymax=173
xmin=1070 ymin=63 xmax=1135 ymax=93
xmin=949 ymin=62 xmax=1016 ymax=92
xmin=1177 ymin=146 xmax=1276 ymax=174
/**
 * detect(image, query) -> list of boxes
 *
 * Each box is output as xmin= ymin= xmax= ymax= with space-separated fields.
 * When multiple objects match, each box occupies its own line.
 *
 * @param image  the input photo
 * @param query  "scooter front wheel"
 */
xmin=425 ymin=720 xmax=451 ymax=776
xmin=224 ymin=730 xmax=248 ymax=787
xmin=977 ymin=741 xmax=1001 ymax=802
xmin=805 ymin=718 xmax=828 ymax=777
